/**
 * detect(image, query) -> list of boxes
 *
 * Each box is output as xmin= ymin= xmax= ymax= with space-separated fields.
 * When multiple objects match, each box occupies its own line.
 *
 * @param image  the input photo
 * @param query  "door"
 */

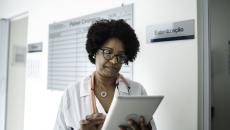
xmin=210 ymin=0 xmax=230 ymax=130
xmin=5 ymin=16 xmax=28 ymax=130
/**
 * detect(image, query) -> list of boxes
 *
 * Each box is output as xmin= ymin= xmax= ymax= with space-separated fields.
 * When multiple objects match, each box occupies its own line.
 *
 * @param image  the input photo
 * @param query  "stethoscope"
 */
xmin=90 ymin=71 xmax=130 ymax=113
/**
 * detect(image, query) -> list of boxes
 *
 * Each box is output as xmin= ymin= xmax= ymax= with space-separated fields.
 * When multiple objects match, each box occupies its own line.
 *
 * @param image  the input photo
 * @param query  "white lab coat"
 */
xmin=54 ymin=75 xmax=156 ymax=130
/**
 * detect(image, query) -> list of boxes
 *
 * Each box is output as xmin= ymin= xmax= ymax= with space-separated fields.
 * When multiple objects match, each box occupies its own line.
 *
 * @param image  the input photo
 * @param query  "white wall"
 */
xmin=133 ymin=1 xmax=197 ymax=130
xmin=0 ymin=0 xmax=198 ymax=130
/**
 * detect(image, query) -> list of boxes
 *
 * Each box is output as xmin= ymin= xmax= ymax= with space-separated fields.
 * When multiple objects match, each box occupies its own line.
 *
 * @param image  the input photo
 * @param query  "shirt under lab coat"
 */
xmin=54 ymin=75 xmax=156 ymax=130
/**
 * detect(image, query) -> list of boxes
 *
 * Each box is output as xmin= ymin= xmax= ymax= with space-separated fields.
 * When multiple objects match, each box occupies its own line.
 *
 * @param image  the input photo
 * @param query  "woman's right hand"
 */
xmin=80 ymin=113 xmax=106 ymax=130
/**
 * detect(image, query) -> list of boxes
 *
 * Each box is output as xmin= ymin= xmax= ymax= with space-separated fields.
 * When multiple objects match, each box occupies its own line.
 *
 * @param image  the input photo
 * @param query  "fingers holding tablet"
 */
xmin=118 ymin=116 xmax=152 ymax=130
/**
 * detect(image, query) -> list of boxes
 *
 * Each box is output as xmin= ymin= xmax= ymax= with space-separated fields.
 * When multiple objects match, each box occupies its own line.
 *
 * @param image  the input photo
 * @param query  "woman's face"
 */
xmin=95 ymin=38 xmax=125 ymax=78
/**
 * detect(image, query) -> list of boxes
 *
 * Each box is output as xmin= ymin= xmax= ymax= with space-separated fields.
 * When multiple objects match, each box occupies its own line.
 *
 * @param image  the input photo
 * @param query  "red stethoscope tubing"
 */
xmin=90 ymin=72 xmax=129 ymax=113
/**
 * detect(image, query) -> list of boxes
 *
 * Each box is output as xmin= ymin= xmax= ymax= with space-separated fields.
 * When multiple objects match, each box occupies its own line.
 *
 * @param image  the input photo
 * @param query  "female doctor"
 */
xmin=54 ymin=19 xmax=156 ymax=130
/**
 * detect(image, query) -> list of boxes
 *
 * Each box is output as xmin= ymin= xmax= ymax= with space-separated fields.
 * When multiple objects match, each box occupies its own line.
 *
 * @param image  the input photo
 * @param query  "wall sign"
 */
xmin=13 ymin=45 xmax=26 ymax=65
xmin=146 ymin=19 xmax=195 ymax=43
xmin=28 ymin=42 xmax=43 ymax=53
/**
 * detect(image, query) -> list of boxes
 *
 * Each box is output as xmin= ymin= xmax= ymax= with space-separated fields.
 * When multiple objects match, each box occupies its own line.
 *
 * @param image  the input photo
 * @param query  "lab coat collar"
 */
xmin=80 ymin=76 xmax=91 ymax=97
xmin=79 ymin=75 xmax=129 ymax=97
xmin=116 ymin=78 xmax=129 ymax=94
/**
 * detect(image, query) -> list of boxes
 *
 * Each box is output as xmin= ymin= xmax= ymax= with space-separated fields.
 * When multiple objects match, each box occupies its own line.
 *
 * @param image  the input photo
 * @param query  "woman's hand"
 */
xmin=80 ymin=113 xmax=106 ymax=130
xmin=118 ymin=116 xmax=152 ymax=130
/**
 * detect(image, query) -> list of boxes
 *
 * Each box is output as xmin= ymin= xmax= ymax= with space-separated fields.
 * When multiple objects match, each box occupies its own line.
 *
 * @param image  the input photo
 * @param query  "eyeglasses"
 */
xmin=99 ymin=48 xmax=128 ymax=64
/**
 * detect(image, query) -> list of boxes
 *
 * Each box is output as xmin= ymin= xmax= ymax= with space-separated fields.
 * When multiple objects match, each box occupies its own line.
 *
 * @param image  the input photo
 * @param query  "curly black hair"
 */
xmin=86 ymin=19 xmax=140 ymax=64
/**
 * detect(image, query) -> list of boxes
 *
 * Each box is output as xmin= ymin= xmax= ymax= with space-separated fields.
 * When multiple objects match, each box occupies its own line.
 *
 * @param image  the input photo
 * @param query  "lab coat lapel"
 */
xmin=116 ymin=79 xmax=129 ymax=96
xmin=95 ymin=98 xmax=107 ymax=114
xmin=79 ymin=76 xmax=90 ymax=97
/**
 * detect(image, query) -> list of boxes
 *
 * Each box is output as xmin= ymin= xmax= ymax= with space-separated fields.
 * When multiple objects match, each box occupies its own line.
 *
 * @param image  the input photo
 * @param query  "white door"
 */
xmin=5 ymin=16 xmax=28 ymax=130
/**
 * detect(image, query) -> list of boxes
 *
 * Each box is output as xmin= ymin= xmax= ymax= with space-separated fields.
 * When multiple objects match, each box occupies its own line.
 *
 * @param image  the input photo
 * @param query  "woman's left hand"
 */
xmin=118 ymin=116 xmax=152 ymax=130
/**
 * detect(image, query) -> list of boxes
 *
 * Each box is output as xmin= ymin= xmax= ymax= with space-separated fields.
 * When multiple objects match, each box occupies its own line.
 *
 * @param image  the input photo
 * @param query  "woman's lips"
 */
xmin=105 ymin=66 xmax=117 ymax=72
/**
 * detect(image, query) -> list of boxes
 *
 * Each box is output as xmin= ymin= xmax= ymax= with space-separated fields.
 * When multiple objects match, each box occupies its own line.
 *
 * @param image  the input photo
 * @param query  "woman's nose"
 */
xmin=109 ymin=56 xmax=118 ymax=64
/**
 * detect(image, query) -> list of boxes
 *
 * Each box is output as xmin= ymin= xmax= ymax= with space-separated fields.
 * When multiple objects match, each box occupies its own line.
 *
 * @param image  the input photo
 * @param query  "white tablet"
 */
xmin=101 ymin=96 xmax=164 ymax=130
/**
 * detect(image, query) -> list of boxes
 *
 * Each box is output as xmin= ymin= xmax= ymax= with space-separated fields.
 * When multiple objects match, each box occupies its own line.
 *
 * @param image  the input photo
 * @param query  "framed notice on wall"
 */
xmin=48 ymin=4 xmax=134 ymax=90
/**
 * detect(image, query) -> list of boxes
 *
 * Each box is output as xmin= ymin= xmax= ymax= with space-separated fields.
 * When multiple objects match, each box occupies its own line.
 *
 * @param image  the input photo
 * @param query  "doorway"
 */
xmin=210 ymin=0 xmax=230 ymax=130
xmin=198 ymin=0 xmax=230 ymax=130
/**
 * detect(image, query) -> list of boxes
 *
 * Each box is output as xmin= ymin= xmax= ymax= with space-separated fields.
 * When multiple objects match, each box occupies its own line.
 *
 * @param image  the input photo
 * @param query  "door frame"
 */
xmin=0 ymin=18 xmax=10 ymax=130
xmin=197 ymin=0 xmax=211 ymax=130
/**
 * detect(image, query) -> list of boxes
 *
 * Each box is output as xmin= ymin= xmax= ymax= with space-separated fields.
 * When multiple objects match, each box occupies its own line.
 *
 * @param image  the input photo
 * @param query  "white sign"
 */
xmin=28 ymin=42 xmax=43 ymax=53
xmin=146 ymin=19 xmax=195 ymax=43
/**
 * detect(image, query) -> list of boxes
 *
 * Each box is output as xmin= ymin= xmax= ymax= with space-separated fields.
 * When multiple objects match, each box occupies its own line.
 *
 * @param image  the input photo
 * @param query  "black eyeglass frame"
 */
xmin=99 ymin=48 xmax=128 ymax=64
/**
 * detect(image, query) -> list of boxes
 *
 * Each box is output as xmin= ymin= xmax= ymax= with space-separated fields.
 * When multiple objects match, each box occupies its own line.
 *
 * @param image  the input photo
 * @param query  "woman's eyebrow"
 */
xmin=101 ymin=47 xmax=113 ymax=50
